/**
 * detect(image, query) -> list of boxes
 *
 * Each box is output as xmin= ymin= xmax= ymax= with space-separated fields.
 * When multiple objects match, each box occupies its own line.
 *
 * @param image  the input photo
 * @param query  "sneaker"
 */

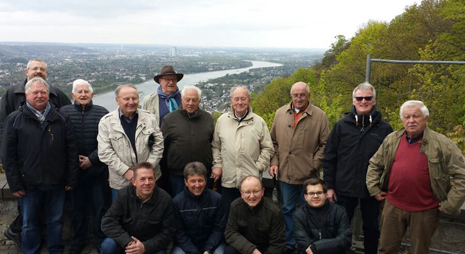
xmin=4 ymin=227 xmax=22 ymax=251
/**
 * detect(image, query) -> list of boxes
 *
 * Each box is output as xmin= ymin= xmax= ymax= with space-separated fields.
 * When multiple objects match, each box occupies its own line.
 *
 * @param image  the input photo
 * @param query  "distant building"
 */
xmin=170 ymin=47 xmax=177 ymax=57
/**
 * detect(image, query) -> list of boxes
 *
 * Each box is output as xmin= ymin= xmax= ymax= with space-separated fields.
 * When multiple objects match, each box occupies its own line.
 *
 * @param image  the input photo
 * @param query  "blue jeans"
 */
xmin=101 ymin=237 xmax=167 ymax=254
xmin=279 ymin=181 xmax=305 ymax=249
xmin=337 ymin=194 xmax=380 ymax=254
xmin=20 ymin=187 xmax=66 ymax=254
xmin=70 ymin=174 xmax=108 ymax=247
xmin=171 ymin=243 xmax=226 ymax=254
xmin=169 ymin=175 xmax=185 ymax=197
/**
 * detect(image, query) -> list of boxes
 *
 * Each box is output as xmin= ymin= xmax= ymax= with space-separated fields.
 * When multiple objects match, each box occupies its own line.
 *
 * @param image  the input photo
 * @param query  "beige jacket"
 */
xmin=98 ymin=109 xmax=164 ymax=190
xmin=366 ymin=127 xmax=465 ymax=215
xmin=142 ymin=91 xmax=161 ymax=124
xmin=270 ymin=102 xmax=330 ymax=184
xmin=212 ymin=108 xmax=274 ymax=188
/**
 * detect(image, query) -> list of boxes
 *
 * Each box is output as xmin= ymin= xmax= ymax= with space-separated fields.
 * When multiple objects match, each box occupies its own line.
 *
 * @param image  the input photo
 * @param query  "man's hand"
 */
xmin=13 ymin=190 xmax=26 ymax=198
xmin=327 ymin=189 xmax=337 ymax=203
xmin=65 ymin=186 xmax=73 ymax=191
xmin=306 ymin=246 xmax=314 ymax=254
xmin=211 ymin=167 xmax=222 ymax=182
xmin=124 ymin=169 xmax=134 ymax=181
xmin=79 ymin=155 xmax=92 ymax=170
xmin=125 ymin=236 xmax=145 ymax=254
xmin=374 ymin=191 xmax=387 ymax=201
xmin=252 ymin=249 xmax=262 ymax=254
xmin=269 ymin=165 xmax=278 ymax=178
xmin=203 ymin=251 xmax=210 ymax=254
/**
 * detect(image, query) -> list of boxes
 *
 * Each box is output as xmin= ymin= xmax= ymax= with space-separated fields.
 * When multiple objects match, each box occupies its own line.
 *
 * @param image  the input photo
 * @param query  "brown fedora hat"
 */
xmin=153 ymin=65 xmax=184 ymax=84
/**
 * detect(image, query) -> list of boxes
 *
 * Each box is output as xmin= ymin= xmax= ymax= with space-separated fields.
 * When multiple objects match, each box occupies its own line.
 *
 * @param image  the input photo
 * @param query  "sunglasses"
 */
xmin=354 ymin=96 xmax=373 ymax=102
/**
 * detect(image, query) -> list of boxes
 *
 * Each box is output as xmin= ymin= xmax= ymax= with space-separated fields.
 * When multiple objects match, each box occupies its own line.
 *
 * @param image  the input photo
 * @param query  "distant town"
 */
xmin=0 ymin=42 xmax=325 ymax=112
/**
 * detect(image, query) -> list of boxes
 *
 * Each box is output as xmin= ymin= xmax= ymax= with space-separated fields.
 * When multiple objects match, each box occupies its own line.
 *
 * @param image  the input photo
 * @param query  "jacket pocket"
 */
xmin=429 ymin=157 xmax=450 ymax=201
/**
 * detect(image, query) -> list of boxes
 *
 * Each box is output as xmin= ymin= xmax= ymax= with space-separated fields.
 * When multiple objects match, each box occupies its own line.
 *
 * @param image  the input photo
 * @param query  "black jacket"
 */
xmin=2 ymin=104 xmax=79 ymax=192
xmin=173 ymin=187 xmax=227 ymax=254
xmin=225 ymin=197 xmax=286 ymax=254
xmin=60 ymin=101 xmax=109 ymax=177
xmin=161 ymin=108 xmax=214 ymax=176
xmin=0 ymin=79 xmax=71 ymax=154
xmin=293 ymin=201 xmax=352 ymax=254
xmin=101 ymin=185 xmax=176 ymax=253
xmin=323 ymin=106 xmax=392 ymax=198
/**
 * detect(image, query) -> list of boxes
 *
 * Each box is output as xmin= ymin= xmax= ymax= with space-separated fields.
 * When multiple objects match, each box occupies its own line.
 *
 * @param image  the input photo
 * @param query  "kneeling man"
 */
xmin=224 ymin=176 xmax=286 ymax=254
xmin=101 ymin=162 xmax=176 ymax=254
xmin=294 ymin=178 xmax=352 ymax=254
xmin=172 ymin=162 xmax=227 ymax=254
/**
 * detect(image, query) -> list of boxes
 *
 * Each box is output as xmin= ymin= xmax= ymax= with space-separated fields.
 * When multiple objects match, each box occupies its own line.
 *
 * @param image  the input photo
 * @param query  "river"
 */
xmin=93 ymin=60 xmax=282 ymax=111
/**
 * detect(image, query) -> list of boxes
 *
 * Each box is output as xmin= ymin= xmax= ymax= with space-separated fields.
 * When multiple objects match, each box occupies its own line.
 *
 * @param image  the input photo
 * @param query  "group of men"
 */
xmin=1 ymin=58 xmax=465 ymax=254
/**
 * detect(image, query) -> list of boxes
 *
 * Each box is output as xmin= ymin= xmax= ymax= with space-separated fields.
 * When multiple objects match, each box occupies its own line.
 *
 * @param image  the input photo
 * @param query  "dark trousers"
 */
xmin=70 ymin=173 xmax=109 ymax=247
xmin=224 ymin=245 xmax=240 ymax=254
xmin=337 ymin=194 xmax=380 ymax=254
xmin=9 ymin=205 xmax=22 ymax=234
xmin=221 ymin=187 xmax=241 ymax=214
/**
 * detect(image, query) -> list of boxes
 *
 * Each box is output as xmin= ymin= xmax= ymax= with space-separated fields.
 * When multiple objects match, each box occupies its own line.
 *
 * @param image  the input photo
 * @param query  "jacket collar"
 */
xmin=228 ymin=106 xmax=254 ymax=121
xmin=179 ymin=108 xmax=203 ymax=119
xmin=73 ymin=100 xmax=94 ymax=112
xmin=286 ymin=101 xmax=313 ymax=116
xmin=129 ymin=184 xmax=159 ymax=205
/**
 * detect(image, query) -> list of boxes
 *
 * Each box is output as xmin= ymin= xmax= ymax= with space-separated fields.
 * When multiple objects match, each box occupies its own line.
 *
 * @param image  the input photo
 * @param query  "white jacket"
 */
xmin=98 ymin=109 xmax=164 ymax=190
xmin=212 ymin=108 xmax=274 ymax=188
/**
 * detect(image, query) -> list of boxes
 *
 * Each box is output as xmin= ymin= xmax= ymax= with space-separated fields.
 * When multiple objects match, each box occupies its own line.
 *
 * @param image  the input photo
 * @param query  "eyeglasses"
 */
xmin=241 ymin=189 xmax=263 ymax=196
xmin=306 ymin=191 xmax=325 ymax=197
xmin=160 ymin=77 xmax=177 ymax=83
xmin=354 ymin=96 xmax=373 ymax=102
xmin=291 ymin=93 xmax=307 ymax=99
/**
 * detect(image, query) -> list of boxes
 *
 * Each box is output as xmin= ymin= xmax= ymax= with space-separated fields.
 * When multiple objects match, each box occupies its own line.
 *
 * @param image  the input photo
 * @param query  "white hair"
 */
xmin=353 ymin=82 xmax=376 ymax=99
xmin=181 ymin=85 xmax=202 ymax=98
xmin=25 ymin=77 xmax=49 ymax=94
xmin=72 ymin=79 xmax=93 ymax=93
xmin=400 ymin=100 xmax=429 ymax=120
xmin=27 ymin=59 xmax=47 ymax=69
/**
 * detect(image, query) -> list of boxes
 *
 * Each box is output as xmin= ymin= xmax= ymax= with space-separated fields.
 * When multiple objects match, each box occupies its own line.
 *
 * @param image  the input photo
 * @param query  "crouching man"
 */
xmin=172 ymin=162 xmax=227 ymax=254
xmin=293 ymin=178 xmax=351 ymax=254
xmin=101 ymin=162 xmax=176 ymax=254
xmin=224 ymin=176 xmax=286 ymax=254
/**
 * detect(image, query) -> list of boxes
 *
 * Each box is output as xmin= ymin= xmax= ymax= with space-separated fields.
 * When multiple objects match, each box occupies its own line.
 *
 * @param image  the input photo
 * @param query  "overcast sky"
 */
xmin=0 ymin=0 xmax=419 ymax=49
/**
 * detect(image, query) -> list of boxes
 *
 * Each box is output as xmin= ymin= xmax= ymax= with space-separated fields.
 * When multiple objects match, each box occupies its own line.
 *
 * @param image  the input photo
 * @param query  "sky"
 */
xmin=0 ymin=0 xmax=420 ymax=49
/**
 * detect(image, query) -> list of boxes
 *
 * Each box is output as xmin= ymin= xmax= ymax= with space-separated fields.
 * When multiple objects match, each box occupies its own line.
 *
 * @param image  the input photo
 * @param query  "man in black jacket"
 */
xmin=293 ymin=178 xmax=351 ymax=254
xmin=172 ymin=162 xmax=227 ymax=254
xmin=224 ymin=176 xmax=286 ymax=254
xmin=323 ymin=82 xmax=392 ymax=254
xmin=2 ymin=77 xmax=79 ymax=254
xmin=101 ymin=161 xmax=176 ymax=254
xmin=60 ymin=79 xmax=109 ymax=254
xmin=161 ymin=85 xmax=214 ymax=196
xmin=0 ymin=59 xmax=71 ymax=250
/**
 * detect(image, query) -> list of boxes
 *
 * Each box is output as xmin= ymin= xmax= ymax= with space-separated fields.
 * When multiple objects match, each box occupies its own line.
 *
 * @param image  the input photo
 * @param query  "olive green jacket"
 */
xmin=366 ymin=127 xmax=465 ymax=215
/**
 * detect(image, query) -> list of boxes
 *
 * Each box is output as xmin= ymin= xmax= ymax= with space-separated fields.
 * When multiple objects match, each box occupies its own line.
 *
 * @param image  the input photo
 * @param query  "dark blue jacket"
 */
xmin=2 ymin=103 xmax=79 ymax=192
xmin=323 ymin=106 xmax=393 ymax=198
xmin=293 ymin=201 xmax=352 ymax=254
xmin=173 ymin=187 xmax=227 ymax=254
xmin=60 ymin=101 xmax=109 ymax=177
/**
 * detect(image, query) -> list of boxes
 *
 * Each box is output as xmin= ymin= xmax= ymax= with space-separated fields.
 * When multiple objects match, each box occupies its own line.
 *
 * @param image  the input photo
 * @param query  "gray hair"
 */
xmin=72 ymin=79 xmax=93 ymax=93
xmin=230 ymin=86 xmax=250 ymax=98
xmin=27 ymin=59 xmax=47 ymax=69
xmin=181 ymin=85 xmax=202 ymax=98
xmin=115 ymin=84 xmax=138 ymax=98
xmin=290 ymin=82 xmax=310 ymax=95
xmin=353 ymin=82 xmax=376 ymax=99
xmin=400 ymin=100 xmax=429 ymax=120
xmin=183 ymin=162 xmax=207 ymax=180
xmin=25 ymin=77 xmax=49 ymax=94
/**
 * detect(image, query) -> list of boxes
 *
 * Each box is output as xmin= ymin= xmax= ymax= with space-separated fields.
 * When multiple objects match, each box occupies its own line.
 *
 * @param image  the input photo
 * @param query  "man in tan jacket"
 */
xmin=212 ymin=86 xmax=274 ymax=212
xmin=269 ymin=81 xmax=330 ymax=253
xmin=366 ymin=100 xmax=465 ymax=254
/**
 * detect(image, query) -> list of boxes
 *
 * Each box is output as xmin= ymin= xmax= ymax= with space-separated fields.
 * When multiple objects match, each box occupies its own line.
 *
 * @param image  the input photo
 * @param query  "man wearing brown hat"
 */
xmin=143 ymin=65 xmax=183 ymax=192
xmin=142 ymin=65 xmax=184 ymax=127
